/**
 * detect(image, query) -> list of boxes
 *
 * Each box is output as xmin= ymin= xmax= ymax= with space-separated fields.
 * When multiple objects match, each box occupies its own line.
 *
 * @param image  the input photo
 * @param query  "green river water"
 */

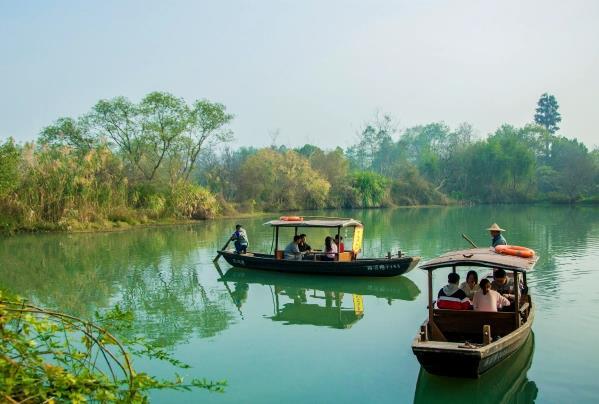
xmin=1 ymin=206 xmax=598 ymax=403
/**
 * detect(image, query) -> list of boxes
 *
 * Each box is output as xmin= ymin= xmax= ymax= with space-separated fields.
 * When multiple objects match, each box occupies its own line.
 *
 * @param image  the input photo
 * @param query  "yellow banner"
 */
xmin=353 ymin=294 xmax=364 ymax=315
xmin=352 ymin=226 xmax=363 ymax=254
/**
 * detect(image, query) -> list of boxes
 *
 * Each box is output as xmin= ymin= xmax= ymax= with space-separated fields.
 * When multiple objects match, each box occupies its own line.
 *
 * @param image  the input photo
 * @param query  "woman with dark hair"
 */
xmin=321 ymin=236 xmax=337 ymax=261
xmin=472 ymin=278 xmax=510 ymax=312
xmin=459 ymin=270 xmax=480 ymax=299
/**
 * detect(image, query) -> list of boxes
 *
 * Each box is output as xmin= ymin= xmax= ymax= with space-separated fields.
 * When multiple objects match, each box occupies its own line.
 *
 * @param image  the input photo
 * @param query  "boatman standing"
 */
xmin=231 ymin=224 xmax=249 ymax=254
xmin=487 ymin=223 xmax=507 ymax=247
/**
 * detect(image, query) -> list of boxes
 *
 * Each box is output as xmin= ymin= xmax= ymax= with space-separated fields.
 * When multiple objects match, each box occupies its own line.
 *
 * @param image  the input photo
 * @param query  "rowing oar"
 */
xmin=461 ymin=233 xmax=478 ymax=248
xmin=213 ymin=238 xmax=232 ymax=262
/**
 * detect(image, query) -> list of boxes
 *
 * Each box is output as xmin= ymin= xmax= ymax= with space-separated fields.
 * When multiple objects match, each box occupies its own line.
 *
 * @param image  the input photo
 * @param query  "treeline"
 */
xmin=1 ymin=92 xmax=597 ymax=233
xmin=0 ymin=92 xmax=232 ymax=232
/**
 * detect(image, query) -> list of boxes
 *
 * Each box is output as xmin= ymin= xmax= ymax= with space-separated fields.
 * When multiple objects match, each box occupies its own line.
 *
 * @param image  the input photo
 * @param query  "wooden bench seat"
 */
xmin=432 ymin=309 xmax=517 ymax=341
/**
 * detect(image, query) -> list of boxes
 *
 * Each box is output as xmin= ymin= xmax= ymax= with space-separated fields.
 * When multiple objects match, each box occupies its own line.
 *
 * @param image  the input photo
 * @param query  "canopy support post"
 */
xmin=513 ymin=271 xmax=520 ymax=328
xmin=336 ymin=226 xmax=341 ymax=261
xmin=274 ymin=226 xmax=279 ymax=253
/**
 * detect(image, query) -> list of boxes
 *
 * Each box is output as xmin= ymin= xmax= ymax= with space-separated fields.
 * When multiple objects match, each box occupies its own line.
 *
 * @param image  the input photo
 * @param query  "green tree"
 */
xmin=548 ymin=137 xmax=595 ymax=201
xmin=534 ymin=93 xmax=562 ymax=134
xmin=39 ymin=117 xmax=97 ymax=152
xmin=238 ymin=149 xmax=330 ymax=210
xmin=0 ymin=138 xmax=20 ymax=197
xmin=350 ymin=171 xmax=389 ymax=207
xmin=177 ymin=99 xmax=234 ymax=181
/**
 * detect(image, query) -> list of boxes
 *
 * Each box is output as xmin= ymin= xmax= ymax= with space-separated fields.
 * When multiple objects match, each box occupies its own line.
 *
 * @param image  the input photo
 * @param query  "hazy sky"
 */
xmin=1 ymin=0 xmax=598 ymax=149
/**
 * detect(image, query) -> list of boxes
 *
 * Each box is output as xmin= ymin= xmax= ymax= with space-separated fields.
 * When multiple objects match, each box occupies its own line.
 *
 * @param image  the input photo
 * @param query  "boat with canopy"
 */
xmin=217 ymin=216 xmax=420 ymax=277
xmin=411 ymin=247 xmax=537 ymax=378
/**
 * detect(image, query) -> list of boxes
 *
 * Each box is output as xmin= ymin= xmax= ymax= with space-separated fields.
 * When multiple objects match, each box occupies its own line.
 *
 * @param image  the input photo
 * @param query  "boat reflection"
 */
xmin=219 ymin=267 xmax=420 ymax=329
xmin=413 ymin=333 xmax=538 ymax=404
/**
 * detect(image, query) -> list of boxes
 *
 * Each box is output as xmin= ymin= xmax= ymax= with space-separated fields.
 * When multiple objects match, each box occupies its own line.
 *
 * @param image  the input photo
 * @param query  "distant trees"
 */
xmin=1 ymin=92 xmax=232 ymax=232
xmin=534 ymin=93 xmax=562 ymax=134
xmin=2 ymin=91 xmax=598 ymax=233
xmin=40 ymin=92 xmax=233 ymax=183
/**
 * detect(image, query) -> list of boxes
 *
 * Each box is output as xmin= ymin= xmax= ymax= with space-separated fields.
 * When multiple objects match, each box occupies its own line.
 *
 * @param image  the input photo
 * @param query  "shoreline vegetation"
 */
xmin=1 ymin=92 xmax=597 ymax=235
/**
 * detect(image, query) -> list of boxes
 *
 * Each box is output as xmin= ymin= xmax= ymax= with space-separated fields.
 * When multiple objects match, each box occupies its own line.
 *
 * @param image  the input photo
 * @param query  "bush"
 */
xmin=168 ymin=181 xmax=220 ymax=219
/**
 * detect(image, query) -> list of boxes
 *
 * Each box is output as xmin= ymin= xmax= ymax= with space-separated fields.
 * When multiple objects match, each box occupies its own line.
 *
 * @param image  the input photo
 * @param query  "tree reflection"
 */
xmin=0 ymin=225 xmax=236 ymax=348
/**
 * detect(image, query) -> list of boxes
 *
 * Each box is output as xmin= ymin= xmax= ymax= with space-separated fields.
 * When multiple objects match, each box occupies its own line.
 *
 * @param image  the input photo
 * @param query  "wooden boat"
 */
xmin=411 ymin=248 xmax=537 ymax=378
xmin=413 ymin=333 xmax=537 ymax=403
xmin=219 ymin=217 xmax=420 ymax=277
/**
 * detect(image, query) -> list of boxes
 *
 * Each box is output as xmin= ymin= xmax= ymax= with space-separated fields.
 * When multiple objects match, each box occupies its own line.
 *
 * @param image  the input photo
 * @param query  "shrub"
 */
xmin=168 ymin=181 xmax=220 ymax=219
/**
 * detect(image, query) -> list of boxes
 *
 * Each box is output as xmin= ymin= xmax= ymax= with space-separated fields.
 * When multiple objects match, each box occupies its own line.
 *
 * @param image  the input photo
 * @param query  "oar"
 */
xmin=461 ymin=233 xmax=478 ymax=248
xmin=213 ymin=238 xmax=232 ymax=262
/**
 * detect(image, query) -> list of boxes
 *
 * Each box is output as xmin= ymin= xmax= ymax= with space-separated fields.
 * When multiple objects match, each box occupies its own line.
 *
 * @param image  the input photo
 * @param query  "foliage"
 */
xmin=534 ymin=93 xmax=562 ymax=134
xmin=167 ymin=181 xmax=221 ymax=219
xmin=238 ymin=149 xmax=330 ymax=210
xmin=0 ymin=138 xmax=20 ymax=197
xmin=0 ymin=291 xmax=225 ymax=403
xmin=349 ymin=171 xmax=389 ymax=208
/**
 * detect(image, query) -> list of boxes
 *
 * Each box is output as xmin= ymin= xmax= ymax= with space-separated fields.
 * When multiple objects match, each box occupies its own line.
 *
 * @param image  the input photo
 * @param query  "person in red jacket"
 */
xmin=334 ymin=235 xmax=345 ymax=253
xmin=437 ymin=272 xmax=472 ymax=310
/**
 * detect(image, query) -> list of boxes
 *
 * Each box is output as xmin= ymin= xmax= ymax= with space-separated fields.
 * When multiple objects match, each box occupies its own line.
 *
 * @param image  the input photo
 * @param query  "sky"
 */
xmin=1 ymin=0 xmax=598 ymax=149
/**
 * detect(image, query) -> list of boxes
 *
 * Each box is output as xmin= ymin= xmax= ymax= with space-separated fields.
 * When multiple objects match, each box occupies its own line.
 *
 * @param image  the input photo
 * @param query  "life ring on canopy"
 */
xmin=495 ymin=245 xmax=535 ymax=258
xmin=279 ymin=216 xmax=303 ymax=221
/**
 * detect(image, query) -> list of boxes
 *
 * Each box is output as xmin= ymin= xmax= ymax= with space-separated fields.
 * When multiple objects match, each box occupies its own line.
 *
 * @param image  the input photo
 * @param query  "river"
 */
xmin=1 ymin=205 xmax=597 ymax=403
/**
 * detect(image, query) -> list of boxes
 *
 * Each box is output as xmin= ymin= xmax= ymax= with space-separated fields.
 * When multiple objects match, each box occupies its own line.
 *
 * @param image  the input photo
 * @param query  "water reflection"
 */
xmin=219 ymin=267 xmax=420 ymax=329
xmin=0 ymin=226 xmax=237 ymax=347
xmin=413 ymin=333 xmax=538 ymax=404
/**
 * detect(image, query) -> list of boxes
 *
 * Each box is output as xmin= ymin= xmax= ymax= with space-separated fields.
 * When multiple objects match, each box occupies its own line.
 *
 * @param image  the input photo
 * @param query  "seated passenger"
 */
xmin=437 ymin=273 xmax=472 ymax=310
xmin=334 ymin=235 xmax=345 ymax=253
xmin=472 ymin=279 xmax=510 ymax=312
xmin=321 ymin=236 xmax=337 ymax=261
xmin=284 ymin=235 xmax=303 ymax=260
xmin=298 ymin=234 xmax=312 ymax=253
xmin=459 ymin=270 xmax=480 ymax=300
xmin=491 ymin=269 xmax=515 ymax=300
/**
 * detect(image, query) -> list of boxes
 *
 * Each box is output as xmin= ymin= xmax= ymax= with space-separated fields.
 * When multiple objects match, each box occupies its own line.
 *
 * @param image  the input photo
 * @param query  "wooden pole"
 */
xmin=213 ymin=238 xmax=232 ymax=262
xmin=274 ymin=226 xmax=279 ymax=254
xmin=461 ymin=233 xmax=478 ymax=248
xmin=336 ymin=226 xmax=341 ymax=261
xmin=427 ymin=270 xmax=433 ymax=326
xmin=513 ymin=271 xmax=520 ymax=328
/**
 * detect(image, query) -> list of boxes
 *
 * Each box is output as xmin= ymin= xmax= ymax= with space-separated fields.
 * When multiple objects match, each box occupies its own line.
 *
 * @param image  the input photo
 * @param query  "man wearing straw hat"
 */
xmin=487 ymin=223 xmax=507 ymax=247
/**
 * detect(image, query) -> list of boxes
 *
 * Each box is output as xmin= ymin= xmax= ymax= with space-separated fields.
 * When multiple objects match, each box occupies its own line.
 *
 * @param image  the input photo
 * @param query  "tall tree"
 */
xmin=177 ymin=99 xmax=233 ymax=181
xmin=534 ymin=93 xmax=562 ymax=134
xmin=39 ymin=117 xmax=97 ymax=152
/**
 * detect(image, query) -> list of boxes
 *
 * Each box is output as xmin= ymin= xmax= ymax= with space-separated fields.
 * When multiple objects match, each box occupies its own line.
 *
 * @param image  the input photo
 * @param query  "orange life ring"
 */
xmin=279 ymin=216 xmax=303 ymax=221
xmin=495 ymin=245 xmax=535 ymax=258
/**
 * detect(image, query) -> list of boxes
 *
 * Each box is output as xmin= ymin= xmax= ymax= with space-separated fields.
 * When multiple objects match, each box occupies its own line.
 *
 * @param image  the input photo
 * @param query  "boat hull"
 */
xmin=219 ymin=251 xmax=420 ymax=277
xmin=412 ymin=304 xmax=534 ymax=378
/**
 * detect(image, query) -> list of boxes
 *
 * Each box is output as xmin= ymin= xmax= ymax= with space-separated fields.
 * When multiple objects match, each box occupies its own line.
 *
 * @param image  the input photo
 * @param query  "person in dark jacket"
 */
xmin=487 ymin=223 xmax=507 ymax=247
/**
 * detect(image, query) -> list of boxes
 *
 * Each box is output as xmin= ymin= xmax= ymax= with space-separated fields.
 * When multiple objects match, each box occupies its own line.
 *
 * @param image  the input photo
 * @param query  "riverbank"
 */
xmin=4 ymin=199 xmax=598 ymax=237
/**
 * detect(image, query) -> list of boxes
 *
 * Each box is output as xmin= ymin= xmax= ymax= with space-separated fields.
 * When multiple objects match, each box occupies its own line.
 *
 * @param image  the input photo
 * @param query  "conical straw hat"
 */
xmin=486 ymin=223 xmax=506 ymax=232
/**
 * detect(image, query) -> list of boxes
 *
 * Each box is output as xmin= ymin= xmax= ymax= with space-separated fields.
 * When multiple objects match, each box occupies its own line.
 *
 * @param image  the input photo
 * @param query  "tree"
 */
xmin=548 ymin=137 xmax=594 ymax=201
xmin=534 ymin=93 xmax=562 ymax=134
xmin=39 ymin=117 xmax=97 ymax=152
xmin=0 ymin=138 xmax=20 ymax=196
xmin=88 ymin=96 xmax=145 ymax=176
xmin=238 ymin=149 xmax=330 ymax=210
xmin=177 ymin=99 xmax=233 ymax=181
xmin=346 ymin=113 xmax=397 ymax=172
